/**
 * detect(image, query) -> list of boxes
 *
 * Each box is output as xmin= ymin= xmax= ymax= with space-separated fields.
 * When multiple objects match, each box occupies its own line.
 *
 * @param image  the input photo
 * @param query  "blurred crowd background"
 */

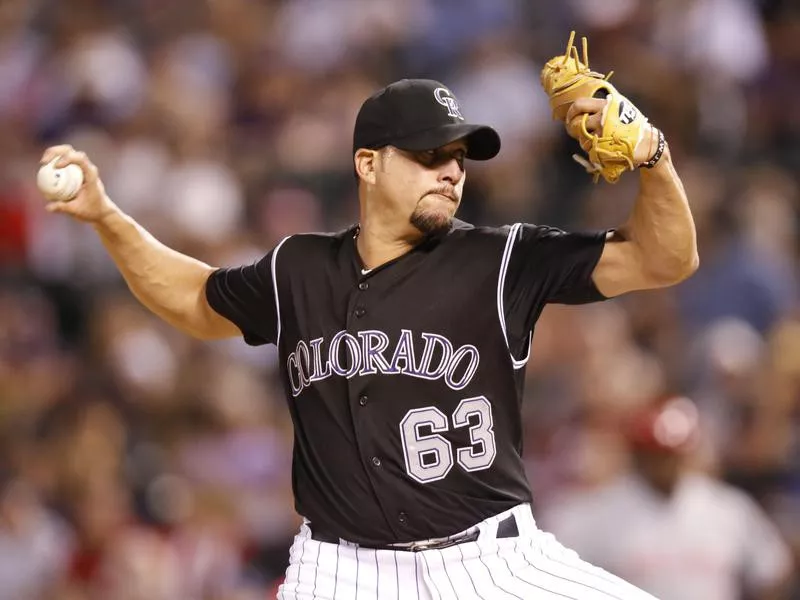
xmin=1 ymin=0 xmax=799 ymax=598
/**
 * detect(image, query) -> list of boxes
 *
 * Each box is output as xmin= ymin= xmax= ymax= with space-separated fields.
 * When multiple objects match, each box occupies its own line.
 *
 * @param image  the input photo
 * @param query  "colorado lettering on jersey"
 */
xmin=286 ymin=329 xmax=480 ymax=397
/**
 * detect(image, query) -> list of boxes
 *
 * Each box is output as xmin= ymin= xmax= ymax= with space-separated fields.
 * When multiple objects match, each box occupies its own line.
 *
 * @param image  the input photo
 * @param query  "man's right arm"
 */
xmin=39 ymin=144 xmax=250 ymax=342
xmin=93 ymin=207 xmax=239 ymax=340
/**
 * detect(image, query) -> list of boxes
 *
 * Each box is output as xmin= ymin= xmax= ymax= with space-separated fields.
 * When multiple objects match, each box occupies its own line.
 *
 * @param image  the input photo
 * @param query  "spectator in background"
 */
xmin=541 ymin=396 xmax=795 ymax=600
xmin=0 ymin=476 xmax=74 ymax=600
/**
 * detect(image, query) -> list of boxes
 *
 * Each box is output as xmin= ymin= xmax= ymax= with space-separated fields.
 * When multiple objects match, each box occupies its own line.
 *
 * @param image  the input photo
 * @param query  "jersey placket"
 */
xmin=344 ymin=271 xmax=410 ymax=539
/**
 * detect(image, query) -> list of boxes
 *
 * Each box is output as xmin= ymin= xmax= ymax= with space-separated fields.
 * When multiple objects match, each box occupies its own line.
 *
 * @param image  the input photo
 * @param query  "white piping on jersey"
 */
xmin=272 ymin=235 xmax=292 ymax=347
xmin=497 ymin=223 xmax=532 ymax=370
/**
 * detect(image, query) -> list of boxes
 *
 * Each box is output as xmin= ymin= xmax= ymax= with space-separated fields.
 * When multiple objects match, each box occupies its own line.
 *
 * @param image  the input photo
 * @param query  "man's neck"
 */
xmin=355 ymin=224 xmax=420 ymax=271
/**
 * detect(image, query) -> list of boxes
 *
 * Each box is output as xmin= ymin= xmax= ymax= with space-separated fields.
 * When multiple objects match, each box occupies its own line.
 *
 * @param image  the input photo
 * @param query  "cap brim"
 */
xmin=391 ymin=123 xmax=501 ymax=161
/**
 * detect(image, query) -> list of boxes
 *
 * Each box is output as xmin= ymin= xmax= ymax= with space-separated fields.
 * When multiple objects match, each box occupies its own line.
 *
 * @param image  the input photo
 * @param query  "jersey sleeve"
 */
xmin=501 ymin=223 xmax=608 ymax=340
xmin=205 ymin=250 xmax=278 ymax=346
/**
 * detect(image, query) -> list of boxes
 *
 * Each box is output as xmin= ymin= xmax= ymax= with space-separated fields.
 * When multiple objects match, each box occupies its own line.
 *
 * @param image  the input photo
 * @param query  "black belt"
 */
xmin=309 ymin=513 xmax=519 ymax=552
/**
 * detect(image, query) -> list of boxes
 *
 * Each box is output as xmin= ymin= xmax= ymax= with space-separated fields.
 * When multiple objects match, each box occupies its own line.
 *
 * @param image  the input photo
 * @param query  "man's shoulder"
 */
xmin=278 ymin=226 xmax=357 ymax=253
xmin=446 ymin=219 xmax=517 ymax=242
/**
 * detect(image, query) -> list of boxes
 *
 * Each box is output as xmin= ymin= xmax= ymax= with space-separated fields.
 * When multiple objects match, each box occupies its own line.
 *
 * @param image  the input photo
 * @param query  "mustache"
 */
xmin=422 ymin=187 xmax=459 ymax=203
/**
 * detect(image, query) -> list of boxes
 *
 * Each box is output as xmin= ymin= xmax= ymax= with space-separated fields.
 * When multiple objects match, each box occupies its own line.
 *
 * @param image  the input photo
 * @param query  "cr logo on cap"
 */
xmin=434 ymin=87 xmax=464 ymax=121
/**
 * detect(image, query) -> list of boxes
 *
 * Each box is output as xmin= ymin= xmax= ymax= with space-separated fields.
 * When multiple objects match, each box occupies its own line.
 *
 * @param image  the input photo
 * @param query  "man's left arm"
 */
xmin=565 ymin=97 xmax=699 ymax=298
xmin=593 ymin=146 xmax=699 ymax=298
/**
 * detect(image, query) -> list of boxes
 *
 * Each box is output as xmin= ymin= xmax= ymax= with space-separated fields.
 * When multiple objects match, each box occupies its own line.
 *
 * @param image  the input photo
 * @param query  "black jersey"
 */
xmin=205 ymin=219 xmax=607 ymax=546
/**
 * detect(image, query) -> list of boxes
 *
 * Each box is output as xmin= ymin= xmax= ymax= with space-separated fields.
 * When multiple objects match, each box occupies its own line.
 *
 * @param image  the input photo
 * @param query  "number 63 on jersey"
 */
xmin=400 ymin=396 xmax=497 ymax=483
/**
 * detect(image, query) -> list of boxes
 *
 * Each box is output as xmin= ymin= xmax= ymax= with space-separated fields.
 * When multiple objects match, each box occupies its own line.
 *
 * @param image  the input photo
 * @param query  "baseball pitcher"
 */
xmin=39 ymin=33 xmax=698 ymax=599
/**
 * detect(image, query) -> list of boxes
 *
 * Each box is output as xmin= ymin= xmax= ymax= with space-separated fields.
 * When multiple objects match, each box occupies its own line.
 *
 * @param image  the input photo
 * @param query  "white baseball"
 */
xmin=37 ymin=159 xmax=84 ymax=202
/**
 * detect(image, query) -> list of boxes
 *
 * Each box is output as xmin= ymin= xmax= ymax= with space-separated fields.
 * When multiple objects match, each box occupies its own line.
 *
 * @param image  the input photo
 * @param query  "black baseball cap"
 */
xmin=353 ymin=79 xmax=501 ymax=161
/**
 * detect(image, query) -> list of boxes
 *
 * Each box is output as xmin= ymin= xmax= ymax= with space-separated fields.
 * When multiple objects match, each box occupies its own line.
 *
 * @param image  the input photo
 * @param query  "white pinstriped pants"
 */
xmin=277 ymin=503 xmax=659 ymax=599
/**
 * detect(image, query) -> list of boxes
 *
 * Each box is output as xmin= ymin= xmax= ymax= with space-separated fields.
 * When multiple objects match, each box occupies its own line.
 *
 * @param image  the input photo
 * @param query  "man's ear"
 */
xmin=354 ymin=148 xmax=379 ymax=184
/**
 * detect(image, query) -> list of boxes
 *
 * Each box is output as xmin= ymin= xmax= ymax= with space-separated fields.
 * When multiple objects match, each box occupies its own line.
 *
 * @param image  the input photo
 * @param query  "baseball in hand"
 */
xmin=37 ymin=159 xmax=84 ymax=202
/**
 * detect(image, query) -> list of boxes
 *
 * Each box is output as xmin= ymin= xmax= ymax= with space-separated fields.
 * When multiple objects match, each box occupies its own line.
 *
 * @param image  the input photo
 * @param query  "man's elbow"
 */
xmin=675 ymin=250 xmax=700 ymax=282
xmin=648 ymin=251 xmax=699 ymax=287
xmin=687 ymin=250 xmax=700 ymax=275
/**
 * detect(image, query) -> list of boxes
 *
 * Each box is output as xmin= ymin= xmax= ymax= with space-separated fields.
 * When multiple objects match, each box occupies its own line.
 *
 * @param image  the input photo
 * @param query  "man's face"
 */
xmin=375 ymin=140 xmax=467 ymax=236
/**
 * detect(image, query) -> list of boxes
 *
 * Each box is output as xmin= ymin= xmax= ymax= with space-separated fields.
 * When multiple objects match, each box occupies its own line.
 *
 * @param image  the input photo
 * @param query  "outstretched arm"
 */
xmin=40 ymin=145 xmax=240 ymax=340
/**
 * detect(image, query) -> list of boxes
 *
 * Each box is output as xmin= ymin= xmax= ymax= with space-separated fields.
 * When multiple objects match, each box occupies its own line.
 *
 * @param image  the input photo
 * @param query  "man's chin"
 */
xmin=410 ymin=210 xmax=453 ymax=236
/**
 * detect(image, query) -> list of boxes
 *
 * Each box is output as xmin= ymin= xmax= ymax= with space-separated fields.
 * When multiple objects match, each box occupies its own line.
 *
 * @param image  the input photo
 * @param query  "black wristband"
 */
xmin=641 ymin=129 xmax=666 ymax=169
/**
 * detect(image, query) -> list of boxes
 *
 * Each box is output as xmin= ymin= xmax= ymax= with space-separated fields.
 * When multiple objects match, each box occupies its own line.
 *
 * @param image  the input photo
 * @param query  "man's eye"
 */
xmin=415 ymin=150 xmax=437 ymax=165
xmin=414 ymin=149 xmax=465 ymax=169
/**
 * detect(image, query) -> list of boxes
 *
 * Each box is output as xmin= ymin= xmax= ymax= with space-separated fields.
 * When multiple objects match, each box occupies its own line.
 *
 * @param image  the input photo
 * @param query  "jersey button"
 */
xmin=359 ymin=394 xmax=369 ymax=406
xmin=371 ymin=456 xmax=382 ymax=467
xmin=398 ymin=512 xmax=408 ymax=524
xmin=358 ymin=281 xmax=369 ymax=291
xmin=354 ymin=306 xmax=366 ymax=318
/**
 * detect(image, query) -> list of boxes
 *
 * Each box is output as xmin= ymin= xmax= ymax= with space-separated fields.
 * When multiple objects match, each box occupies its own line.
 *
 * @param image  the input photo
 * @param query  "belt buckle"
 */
xmin=403 ymin=530 xmax=478 ymax=552
xmin=390 ymin=538 xmax=442 ymax=552
xmin=407 ymin=540 xmax=438 ymax=552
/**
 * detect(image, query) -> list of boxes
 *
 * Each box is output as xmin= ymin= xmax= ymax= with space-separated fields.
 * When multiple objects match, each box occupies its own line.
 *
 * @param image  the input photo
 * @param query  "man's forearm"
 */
xmin=619 ymin=148 xmax=699 ymax=285
xmin=93 ymin=206 xmax=228 ymax=339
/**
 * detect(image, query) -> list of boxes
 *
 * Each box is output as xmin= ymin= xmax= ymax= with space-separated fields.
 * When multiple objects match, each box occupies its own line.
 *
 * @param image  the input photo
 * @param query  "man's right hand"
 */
xmin=40 ymin=145 xmax=118 ymax=224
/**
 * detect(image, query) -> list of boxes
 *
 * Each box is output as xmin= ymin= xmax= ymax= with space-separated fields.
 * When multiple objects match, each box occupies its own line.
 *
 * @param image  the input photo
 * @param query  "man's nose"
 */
xmin=438 ymin=157 xmax=464 ymax=185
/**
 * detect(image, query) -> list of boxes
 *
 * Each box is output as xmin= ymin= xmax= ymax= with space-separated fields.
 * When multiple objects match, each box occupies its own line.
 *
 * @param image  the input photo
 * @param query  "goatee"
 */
xmin=410 ymin=209 xmax=452 ymax=236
